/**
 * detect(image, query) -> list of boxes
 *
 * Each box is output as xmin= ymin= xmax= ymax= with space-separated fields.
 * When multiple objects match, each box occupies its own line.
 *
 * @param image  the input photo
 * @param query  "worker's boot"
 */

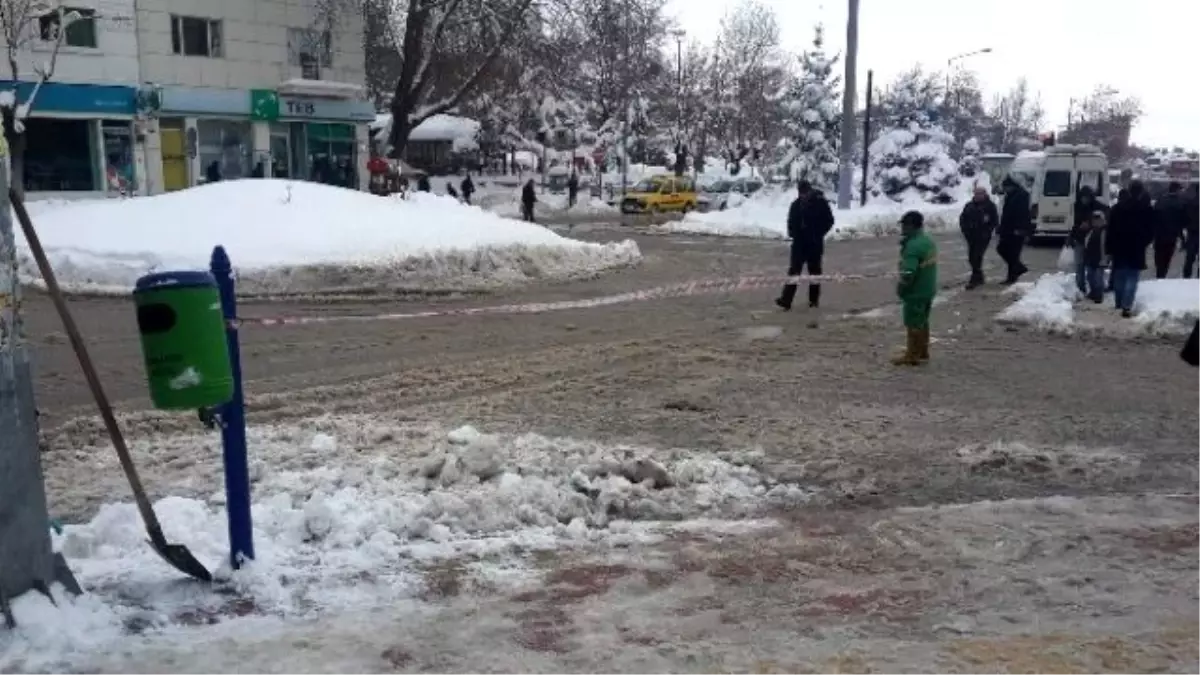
xmin=916 ymin=328 xmax=930 ymax=362
xmin=891 ymin=329 xmax=922 ymax=366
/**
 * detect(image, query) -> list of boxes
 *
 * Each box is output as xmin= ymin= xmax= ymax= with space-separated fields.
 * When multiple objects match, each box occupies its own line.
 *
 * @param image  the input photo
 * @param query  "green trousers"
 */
xmin=902 ymin=298 xmax=933 ymax=329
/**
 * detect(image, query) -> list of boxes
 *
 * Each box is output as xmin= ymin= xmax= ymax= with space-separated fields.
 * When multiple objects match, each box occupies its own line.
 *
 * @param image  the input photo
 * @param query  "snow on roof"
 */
xmin=409 ymin=114 xmax=480 ymax=142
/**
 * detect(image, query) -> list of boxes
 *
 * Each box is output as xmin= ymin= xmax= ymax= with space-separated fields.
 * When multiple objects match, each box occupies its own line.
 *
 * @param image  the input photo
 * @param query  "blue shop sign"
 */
xmin=0 ymin=80 xmax=136 ymax=115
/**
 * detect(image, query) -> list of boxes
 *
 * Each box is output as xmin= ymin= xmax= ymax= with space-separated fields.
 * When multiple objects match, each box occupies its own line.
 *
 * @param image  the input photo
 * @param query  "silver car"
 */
xmin=697 ymin=177 xmax=764 ymax=212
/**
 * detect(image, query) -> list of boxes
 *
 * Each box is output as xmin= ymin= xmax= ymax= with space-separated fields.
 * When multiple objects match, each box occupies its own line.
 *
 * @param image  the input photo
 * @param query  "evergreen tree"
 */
xmin=781 ymin=24 xmax=841 ymax=189
xmin=867 ymin=69 xmax=960 ymax=203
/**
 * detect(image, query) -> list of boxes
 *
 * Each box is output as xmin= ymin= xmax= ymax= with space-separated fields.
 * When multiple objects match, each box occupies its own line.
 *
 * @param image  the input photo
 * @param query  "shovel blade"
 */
xmin=150 ymin=540 xmax=212 ymax=582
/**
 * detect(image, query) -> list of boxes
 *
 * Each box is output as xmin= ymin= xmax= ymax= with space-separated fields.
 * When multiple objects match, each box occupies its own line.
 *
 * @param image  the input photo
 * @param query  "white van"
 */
xmin=1005 ymin=144 xmax=1109 ymax=239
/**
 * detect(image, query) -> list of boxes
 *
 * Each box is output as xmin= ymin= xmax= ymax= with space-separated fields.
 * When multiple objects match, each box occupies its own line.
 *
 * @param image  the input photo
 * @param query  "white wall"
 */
xmin=0 ymin=0 xmax=140 ymax=85
xmin=135 ymin=0 xmax=366 ymax=90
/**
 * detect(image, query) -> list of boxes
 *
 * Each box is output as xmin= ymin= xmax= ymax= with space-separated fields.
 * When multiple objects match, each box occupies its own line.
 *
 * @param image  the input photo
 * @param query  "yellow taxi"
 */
xmin=620 ymin=175 xmax=698 ymax=214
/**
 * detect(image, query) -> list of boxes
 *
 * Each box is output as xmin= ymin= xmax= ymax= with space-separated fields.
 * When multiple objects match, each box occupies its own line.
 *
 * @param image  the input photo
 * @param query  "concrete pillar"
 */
xmin=355 ymin=123 xmax=369 ymax=191
xmin=140 ymin=117 xmax=164 ymax=196
xmin=185 ymin=117 xmax=200 ymax=186
xmin=251 ymin=121 xmax=271 ymax=177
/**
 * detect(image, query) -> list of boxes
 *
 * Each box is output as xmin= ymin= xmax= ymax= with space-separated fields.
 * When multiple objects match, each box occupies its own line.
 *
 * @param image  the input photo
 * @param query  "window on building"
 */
xmin=39 ymin=7 xmax=97 ymax=48
xmin=171 ymin=15 xmax=222 ymax=57
xmin=288 ymin=28 xmax=332 ymax=79
xmin=102 ymin=120 xmax=135 ymax=194
xmin=23 ymin=118 xmax=97 ymax=192
xmin=197 ymin=119 xmax=251 ymax=182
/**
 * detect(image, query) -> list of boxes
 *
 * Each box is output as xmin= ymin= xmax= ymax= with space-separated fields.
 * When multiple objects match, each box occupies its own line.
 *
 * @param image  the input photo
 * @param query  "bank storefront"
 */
xmin=0 ymin=81 xmax=141 ymax=195
xmin=145 ymin=82 xmax=373 ymax=194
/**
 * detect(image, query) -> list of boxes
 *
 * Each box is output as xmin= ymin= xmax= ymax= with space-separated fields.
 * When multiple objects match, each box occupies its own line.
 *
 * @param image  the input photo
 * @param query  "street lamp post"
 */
xmin=835 ymin=0 xmax=859 ymax=210
xmin=670 ymin=28 xmax=686 ymax=176
xmin=945 ymin=47 xmax=992 ymax=102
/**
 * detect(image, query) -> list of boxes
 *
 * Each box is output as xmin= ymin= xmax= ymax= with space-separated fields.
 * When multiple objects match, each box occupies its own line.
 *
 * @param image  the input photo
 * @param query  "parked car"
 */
xmin=620 ymin=175 xmax=699 ymax=214
xmin=697 ymin=177 xmax=764 ymax=212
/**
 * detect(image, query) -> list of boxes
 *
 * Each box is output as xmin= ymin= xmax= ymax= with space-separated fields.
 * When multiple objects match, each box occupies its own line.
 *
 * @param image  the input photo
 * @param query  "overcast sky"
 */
xmin=666 ymin=0 xmax=1198 ymax=150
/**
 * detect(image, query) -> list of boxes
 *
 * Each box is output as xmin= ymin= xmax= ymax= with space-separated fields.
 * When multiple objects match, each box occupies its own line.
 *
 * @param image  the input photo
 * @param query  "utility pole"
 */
xmin=835 ymin=0 xmax=859 ymax=209
xmin=671 ymin=28 xmax=685 ymax=176
xmin=861 ymin=69 xmax=872 ymax=207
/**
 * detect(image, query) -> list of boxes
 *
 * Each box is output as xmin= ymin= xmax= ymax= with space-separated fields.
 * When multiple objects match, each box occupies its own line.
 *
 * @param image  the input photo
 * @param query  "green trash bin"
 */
xmin=133 ymin=270 xmax=234 ymax=410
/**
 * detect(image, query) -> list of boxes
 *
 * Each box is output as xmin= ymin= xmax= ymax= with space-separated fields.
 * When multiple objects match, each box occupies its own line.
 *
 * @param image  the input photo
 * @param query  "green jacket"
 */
xmin=897 ymin=230 xmax=938 ymax=301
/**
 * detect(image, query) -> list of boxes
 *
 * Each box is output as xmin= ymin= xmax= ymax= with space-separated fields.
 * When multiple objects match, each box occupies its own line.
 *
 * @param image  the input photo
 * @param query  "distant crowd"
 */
xmin=959 ymin=178 xmax=1199 ymax=318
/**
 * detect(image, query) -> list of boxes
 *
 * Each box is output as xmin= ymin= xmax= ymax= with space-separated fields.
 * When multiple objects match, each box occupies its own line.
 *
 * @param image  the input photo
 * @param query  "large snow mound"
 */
xmin=661 ymin=187 xmax=961 ymax=241
xmin=14 ymin=181 xmax=640 ymax=295
xmin=2 ymin=417 xmax=806 ymax=671
xmin=998 ymin=273 xmax=1198 ymax=336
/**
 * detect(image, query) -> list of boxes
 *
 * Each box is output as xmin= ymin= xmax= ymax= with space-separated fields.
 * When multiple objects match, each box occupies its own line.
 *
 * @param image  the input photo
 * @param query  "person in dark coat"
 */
xmin=460 ymin=174 xmax=475 ymax=204
xmin=996 ymin=175 xmax=1031 ymax=284
xmin=1152 ymin=182 xmax=1188 ymax=278
xmin=416 ymin=174 xmax=431 ymax=192
xmin=1070 ymin=208 xmax=1109 ymax=302
xmin=1182 ymin=320 xmax=1199 ymax=367
xmin=1070 ymin=185 xmax=1109 ymax=293
xmin=775 ymin=180 xmax=835 ymax=310
xmin=1105 ymin=180 xmax=1157 ymax=317
xmin=205 ymin=160 xmax=222 ymax=183
xmin=446 ymin=182 xmax=459 ymax=200
xmin=521 ymin=179 xmax=538 ymax=222
xmin=958 ymin=186 xmax=999 ymax=289
xmin=1184 ymin=184 xmax=1199 ymax=278
xmin=567 ymin=172 xmax=580 ymax=208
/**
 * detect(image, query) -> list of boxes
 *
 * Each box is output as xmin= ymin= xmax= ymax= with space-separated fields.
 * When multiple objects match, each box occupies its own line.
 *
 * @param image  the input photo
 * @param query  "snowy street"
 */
xmin=12 ymin=225 xmax=1198 ymax=672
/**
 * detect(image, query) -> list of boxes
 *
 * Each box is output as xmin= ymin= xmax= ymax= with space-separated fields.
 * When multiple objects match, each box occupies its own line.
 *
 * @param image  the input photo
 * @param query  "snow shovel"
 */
xmin=10 ymin=189 xmax=212 ymax=582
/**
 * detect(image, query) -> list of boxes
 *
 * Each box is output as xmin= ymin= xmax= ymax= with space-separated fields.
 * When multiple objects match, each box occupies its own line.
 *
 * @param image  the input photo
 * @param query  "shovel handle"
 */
xmin=9 ymin=189 xmax=168 ymax=547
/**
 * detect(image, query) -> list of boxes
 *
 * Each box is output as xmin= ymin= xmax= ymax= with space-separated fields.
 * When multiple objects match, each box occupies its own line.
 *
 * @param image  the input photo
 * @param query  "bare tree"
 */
xmin=983 ymin=78 xmax=1045 ymax=153
xmin=0 ymin=0 xmax=84 ymax=195
xmin=1063 ymin=84 xmax=1142 ymax=159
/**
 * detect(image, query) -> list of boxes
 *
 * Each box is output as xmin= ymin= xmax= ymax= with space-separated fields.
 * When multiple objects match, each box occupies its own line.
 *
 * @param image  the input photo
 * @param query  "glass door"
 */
xmin=269 ymin=123 xmax=291 ymax=179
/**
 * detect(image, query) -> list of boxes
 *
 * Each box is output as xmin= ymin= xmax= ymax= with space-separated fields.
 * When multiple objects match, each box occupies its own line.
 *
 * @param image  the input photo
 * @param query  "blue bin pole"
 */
xmin=210 ymin=246 xmax=254 ymax=569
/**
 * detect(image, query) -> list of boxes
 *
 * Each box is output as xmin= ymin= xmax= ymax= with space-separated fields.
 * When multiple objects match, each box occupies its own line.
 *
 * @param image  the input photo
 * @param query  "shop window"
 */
xmin=305 ymin=123 xmax=357 ymax=189
xmin=171 ymin=15 xmax=222 ymax=57
xmin=39 ymin=7 xmax=97 ymax=48
xmin=197 ymin=119 xmax=251 ymax=182
xmin=102 ymin=120 xmax=134 ymax=194
xmin=288 ymin=28 xmax=332 ymax=79
xmin=269 ymin=124 xmax=291 ymax=179
xmin=23 ymin=118 xmax=96 ymax=192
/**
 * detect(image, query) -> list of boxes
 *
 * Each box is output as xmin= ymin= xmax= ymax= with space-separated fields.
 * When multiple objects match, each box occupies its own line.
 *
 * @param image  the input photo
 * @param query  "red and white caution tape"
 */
xmin=231 ymin=270 xmax=897 ymax=328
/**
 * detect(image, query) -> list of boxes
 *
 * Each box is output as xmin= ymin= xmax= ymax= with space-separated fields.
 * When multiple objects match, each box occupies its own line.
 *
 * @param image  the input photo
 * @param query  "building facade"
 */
xmin=0 ymin=0 xmax=372 ymax=197
xmin=135 ymin=0 xmax=372 ymax=194
xmin=0 ymin=0 xmax=144 ymax=197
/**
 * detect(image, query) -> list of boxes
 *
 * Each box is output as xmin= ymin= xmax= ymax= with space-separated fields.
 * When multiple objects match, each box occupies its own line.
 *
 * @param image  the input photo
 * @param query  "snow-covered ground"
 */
xmin=659 ymin=187 xmax=963 ymax=241
xmin=15 ymin=181 xmax=640 ymax=295
xmin=998 ymin=273 xmax=1199 ymax=336
xmin=1 ymin=417 xmax=805 ymax=672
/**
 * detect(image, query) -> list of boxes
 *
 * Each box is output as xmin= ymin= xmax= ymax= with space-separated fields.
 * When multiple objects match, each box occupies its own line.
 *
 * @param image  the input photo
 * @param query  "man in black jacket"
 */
xmin=1106 ymin=180 xmax=1156 ymax=317
xmin=996 ymin=176 xmax=1031 ymax=284
xmin=958 ymin=186 xmax=999 ymax=289
xmin=775 ymin=180 xmax=835 ymax=310
xmin=521 ymin=179 xmax=538 ymax=222
xmin=1184 ymin=184 xmax=1199 ymax=278
xmin=1153 ymin=182 xmax=1188 ymax=278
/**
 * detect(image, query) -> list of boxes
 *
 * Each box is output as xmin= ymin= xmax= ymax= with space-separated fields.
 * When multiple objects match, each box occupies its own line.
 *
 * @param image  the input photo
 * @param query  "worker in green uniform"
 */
xmin=893 ymin=210 xmax=938 ymax=366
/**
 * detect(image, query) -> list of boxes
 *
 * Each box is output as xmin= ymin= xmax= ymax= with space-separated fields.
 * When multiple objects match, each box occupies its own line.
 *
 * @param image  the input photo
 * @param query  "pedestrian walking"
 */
xmin=1153 ymin=182 xmax=1188 ymax=278
xmin=996 ymin=176 xmax=1031 ymax=285
xmin=1106 ymin=180 xmax=1156 ymax=318
xmin=958 ymin=186 xmax=999 ymax=289
xmin=774 ymin=180 xmax=834 ymax=310
xmin=1182 ymin=320 xmax=1199 ymax=367
xmin=1183 ymin=184 xmax=1199 ymax=278
xmin=1070 ymin=209 xmax=1109 ymax=302
xmin=892 ymin=210 xmax=938 ymax=366
xmin=460 ymin=173 xmax=475 ymax=205
xmin=1071 ymin=185 xmax=1109 ymax=293
xmin=521 ymin=179 xmax=538 ymax=222
xmin=567 ymin=172 xmax=580 ymax=208
xmin=416 ymin=173 xmax=431 ymax=192
xmin=446 ymin=182 xmax=459 ymax=200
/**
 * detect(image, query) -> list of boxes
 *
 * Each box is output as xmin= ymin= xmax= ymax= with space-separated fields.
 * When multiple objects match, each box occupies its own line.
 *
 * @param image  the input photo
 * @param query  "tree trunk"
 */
xmin=387 ymin=109 xmax=413 ymax=161
xmin=3 ymin=109 xmax=27 ymax=199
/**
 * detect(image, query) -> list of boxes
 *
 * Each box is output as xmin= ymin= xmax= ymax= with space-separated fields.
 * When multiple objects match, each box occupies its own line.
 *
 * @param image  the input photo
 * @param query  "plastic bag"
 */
xmin=1056 ymin=243 xmax=1076 ymax=271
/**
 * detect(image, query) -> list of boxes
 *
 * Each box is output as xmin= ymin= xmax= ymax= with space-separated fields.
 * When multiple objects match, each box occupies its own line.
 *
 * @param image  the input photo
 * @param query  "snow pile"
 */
xmin=371 ymin=113 xmax=480 ymax=153
xmin=14 ymin=180 xmax=640 ymax=295
xmin=998 ymin=273 xmax=1199 ymax=335
xmin=489 ymin=188 xmax=616 ymax=219
xmin=662 ymin=187 xmax=960 ymax=240
xmin=996 ymin=273 xmax=1079 ymax=331
xmin=2 ymin=418 xmax=806 ymax=671
xmin=1131 ymin=279 xmax=1200 ymax=333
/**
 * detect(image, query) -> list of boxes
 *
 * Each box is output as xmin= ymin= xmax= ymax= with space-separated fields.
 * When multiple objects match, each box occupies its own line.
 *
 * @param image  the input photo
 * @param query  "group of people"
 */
xmin=773 ymin=179 xmax=939 ymax=366
xmin=959 ymin=177 xmax=1199 ymax=318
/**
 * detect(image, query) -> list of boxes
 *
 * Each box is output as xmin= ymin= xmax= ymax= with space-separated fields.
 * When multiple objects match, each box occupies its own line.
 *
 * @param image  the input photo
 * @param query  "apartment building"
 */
xmin=0 ymin=0 xmax=143 ymax=195
xmin=0 ymin=0 xmax=371 ymax=196
xmin=137 ymin=0 xmax=372 ymax=194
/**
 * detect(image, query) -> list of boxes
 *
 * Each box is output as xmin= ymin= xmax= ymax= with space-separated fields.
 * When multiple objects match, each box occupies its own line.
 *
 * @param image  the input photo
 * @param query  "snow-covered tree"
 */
xmin=868 ymin=70 xmax=959 ymax=203
xmin=980 ymin=78 xmax=1045 ymax=154
xmin=958 ymin=137 xmax=981 ymax=177
xmin=0 ymin=0 xmax=88 ymax=195
xmin=780 ymin=24 xmax=840 ymax=189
